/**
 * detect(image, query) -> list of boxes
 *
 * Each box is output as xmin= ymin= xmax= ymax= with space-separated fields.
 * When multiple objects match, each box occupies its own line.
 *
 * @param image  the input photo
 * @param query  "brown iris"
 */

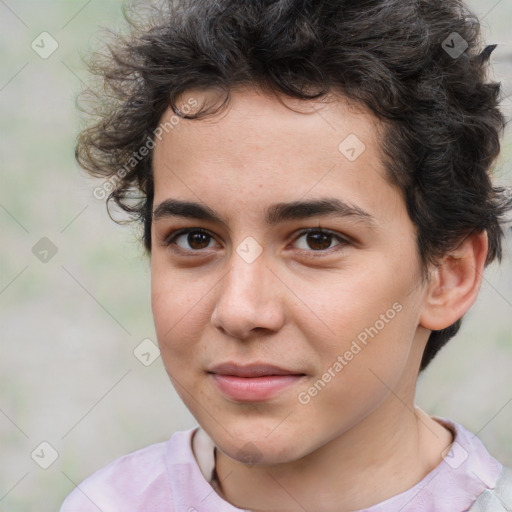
xmin=305 ymin=230 xmax=333 ymax=251
xmin=186 ymin=230 xmax=211 ymax=250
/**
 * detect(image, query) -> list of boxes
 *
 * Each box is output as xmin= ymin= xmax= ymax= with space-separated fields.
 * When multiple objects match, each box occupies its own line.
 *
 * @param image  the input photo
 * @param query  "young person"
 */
xmin=61 ymin=0 xmax=512 ymax=510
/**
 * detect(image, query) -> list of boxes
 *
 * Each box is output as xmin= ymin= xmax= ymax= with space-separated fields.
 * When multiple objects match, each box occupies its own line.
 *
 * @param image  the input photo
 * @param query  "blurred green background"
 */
xmin=0 ymin=1 xmax=511 ymax=511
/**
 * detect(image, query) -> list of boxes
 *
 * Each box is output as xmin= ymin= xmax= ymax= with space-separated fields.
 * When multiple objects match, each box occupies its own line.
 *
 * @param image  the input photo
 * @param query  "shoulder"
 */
xmin=467 ymin=466 xmax=512 ymax=512
xmin=59 ymin=428 xmax=197 ymax=512
xmin=443 ymin=418 xmax=512 ymax=511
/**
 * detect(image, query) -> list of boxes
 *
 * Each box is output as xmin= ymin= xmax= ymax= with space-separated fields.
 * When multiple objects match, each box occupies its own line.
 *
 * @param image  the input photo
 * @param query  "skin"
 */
xmin=150 ymin=85 xmax=488 ymax=511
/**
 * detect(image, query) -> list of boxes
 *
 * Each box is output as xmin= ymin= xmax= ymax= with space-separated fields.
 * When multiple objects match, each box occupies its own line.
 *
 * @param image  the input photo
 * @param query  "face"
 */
xmin=151 ymin=86 xmax=430 ymax=465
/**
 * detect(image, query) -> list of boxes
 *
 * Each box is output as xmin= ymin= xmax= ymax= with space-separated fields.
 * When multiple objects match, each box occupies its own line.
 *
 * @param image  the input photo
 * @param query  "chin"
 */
xmin=206 ymin=420 xmax=310 ymax=466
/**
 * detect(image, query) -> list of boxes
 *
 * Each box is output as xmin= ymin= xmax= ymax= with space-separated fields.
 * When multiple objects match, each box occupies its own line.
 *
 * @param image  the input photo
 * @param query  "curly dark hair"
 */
xmin=76 ymin=0 xmax=511 ymax=372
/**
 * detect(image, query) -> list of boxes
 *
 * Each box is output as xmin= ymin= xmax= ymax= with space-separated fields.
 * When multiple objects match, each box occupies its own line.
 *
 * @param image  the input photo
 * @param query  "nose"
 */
xmin=210 ymin=249 xmax=285 ymax=340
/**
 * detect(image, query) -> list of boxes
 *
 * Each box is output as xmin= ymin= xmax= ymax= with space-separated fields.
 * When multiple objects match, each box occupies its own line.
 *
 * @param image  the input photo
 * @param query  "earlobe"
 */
xmin=419 ymin=231 xmax=489 ymax=331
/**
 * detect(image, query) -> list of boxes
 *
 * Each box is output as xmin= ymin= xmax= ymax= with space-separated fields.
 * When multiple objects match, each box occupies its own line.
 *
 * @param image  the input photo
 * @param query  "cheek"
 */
xmin=150 ymin=261 xmax=209 ymax=359
xmin=295 ymin=302 xmax=419 ymax=439
xmin=290 ymin=260 xmax=423 ymax=402
xmin=293 ymin=259 xmax=418 ymax=342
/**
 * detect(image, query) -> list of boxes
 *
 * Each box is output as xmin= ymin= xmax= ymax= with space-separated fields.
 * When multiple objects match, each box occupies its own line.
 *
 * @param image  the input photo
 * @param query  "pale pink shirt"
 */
xmin=59 ymin=417 xmax=503 ymax=512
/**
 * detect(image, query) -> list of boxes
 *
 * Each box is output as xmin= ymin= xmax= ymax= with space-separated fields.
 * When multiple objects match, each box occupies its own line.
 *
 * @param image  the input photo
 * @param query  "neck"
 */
xmin=214 ymin=402 xmax=454 ymax=512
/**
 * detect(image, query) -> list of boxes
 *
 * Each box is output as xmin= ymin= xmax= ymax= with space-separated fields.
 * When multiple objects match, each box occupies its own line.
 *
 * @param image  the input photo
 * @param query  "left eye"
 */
xmin=293 ymin=229 xmax=347 ymax=253
xmin=164 ymin=228 xmax=348 ymax=255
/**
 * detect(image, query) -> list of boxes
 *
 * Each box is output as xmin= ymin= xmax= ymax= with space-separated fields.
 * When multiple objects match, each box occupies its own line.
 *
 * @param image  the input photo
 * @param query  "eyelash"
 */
xmin=163 ymin=227 xmax=350 ymax=258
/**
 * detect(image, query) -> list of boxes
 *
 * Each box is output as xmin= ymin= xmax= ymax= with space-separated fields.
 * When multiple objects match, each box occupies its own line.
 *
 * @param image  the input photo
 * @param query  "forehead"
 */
xmin=151 ymin=86 xmax=401 ymax=226
xmin=155 ymin=86 xmax=383 ymax=163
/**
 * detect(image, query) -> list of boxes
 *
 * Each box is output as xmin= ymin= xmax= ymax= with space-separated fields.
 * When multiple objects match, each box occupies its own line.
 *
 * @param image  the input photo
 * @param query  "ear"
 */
xmin=419 ymin=231 xmax=489 ymax=331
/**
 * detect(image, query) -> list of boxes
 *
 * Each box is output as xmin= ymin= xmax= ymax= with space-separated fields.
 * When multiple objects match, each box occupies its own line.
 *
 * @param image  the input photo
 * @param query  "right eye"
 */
xmin=164 ymin=228 xmax=221 ymax=254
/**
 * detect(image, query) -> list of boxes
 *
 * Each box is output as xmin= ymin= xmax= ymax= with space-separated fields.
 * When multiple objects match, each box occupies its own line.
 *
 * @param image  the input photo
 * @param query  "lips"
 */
xmin=208 ymin=362 xmax=306 ymax=401
xmin=209 ymin=362 xmax=305 ymax=377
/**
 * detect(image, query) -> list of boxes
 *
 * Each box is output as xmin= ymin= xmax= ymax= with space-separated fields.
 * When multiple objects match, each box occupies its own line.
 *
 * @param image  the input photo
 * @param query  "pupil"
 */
xmin=307 ymin=231 xmax=331 ymax=250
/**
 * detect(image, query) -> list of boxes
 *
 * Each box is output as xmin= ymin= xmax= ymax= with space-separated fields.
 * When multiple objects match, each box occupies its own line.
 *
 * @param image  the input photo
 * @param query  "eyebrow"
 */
xmin=153 ymin=197 xmax=377 ymax=228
